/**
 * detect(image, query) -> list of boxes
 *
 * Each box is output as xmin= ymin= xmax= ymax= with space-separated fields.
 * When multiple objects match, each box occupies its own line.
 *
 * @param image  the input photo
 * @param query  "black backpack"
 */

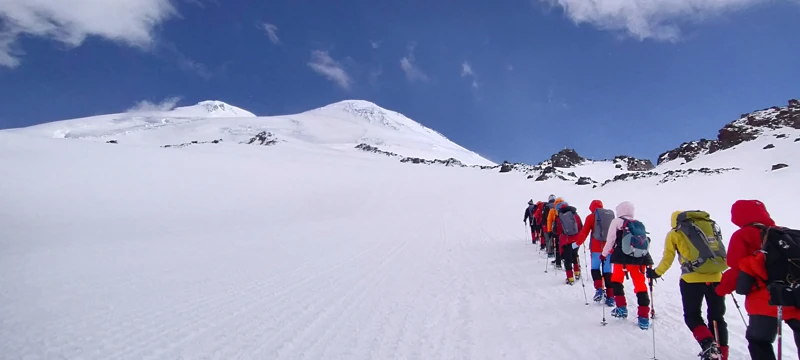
xmin=540 ymin=203 xmax=552 ymax=226
xmin=753 ymin=224 xmax=800 ymax=307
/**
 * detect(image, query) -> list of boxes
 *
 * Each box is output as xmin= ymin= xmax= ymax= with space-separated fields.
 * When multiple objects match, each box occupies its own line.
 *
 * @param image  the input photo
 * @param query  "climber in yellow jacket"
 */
xmin=646 ymin=211 xmax=729 ymax=360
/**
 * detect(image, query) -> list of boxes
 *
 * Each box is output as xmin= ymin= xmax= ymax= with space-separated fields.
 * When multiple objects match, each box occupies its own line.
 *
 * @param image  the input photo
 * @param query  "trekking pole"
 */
xmin=730 ymin=295 xmax=748 ymax=326
xmin=649 ymin=277 xmax=657 ymax=360
xmin=777 ymin=305 xmax=783 ymax=360
xmin=600 ymin=259 xmax=607 ymax=326
xmin=543 ymin=244 xmax=549 ymax=273
xmin=579 ymin=257 xmax=589 ymax=305
xmin=583 ymin=244 xmax=589 ymax=275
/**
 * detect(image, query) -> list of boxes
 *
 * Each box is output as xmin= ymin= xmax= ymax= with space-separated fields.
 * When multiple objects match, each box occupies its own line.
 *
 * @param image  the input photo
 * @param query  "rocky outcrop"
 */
xmin=576 ymin=177 xmax=596 ymax=185
xmin=601 ymin=167 xmax=740 ymax=186
xmin=243 ymin=131 xmax=277 ymax=146
xmin=106 ymin=140 xmax=118 ymax=144
xmin=400 ymin=157 xmax=465 ymax=167
xmin=772 ymin=163 xmax=789 ymax=171
xmin=550 ymin=149 xmax=584 ymax=168
xmin=355 ymin=143 xmax=399 ymax=157
xmin=764 ymin=144 xmax=775 ymax=150
xmin=658 ymin=99 xmax=800 ymax=166
xmin=499 ymin=161 xmax=514 ymax=173
xmin=613 ymin=155 xmax=655 ymax=171
xmin=163 ymin=139 xmax=223 ymax=148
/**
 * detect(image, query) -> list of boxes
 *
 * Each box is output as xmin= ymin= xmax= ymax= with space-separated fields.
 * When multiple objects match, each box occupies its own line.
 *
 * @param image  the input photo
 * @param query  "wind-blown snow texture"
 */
xmin=2 ymin=99 xmax=800 ymax=359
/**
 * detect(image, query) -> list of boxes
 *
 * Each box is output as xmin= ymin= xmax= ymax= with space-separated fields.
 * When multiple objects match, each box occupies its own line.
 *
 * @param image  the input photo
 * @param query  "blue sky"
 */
xmin=1 ymin=0 xmax=798 ymax=164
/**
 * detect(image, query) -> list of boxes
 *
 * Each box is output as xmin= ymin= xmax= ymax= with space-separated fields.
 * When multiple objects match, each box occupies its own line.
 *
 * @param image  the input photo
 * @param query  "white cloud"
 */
xmin=461 ymin=61 xmax=479 ymax=89
xmin=400 ymin=42 xmax=428 ymax=82
xmin=127 ymin=96 xmax=182 ymax=112
xmin=507 ymin=64 xmax=514 ymax=71
xmin=540 ymin=0 xmax=780 ymax=41
xmin=262 ymin=23 xmax=280 ymax=44
xmin=370 ymin=40 xmax=382 ymax=49
xmin=0 ymin=0 xmax=176 ymax=68
xmin=308 ymin=50 xmax=352 ymax=90
xmin=461 ymin=61 xmax=474 ymax=77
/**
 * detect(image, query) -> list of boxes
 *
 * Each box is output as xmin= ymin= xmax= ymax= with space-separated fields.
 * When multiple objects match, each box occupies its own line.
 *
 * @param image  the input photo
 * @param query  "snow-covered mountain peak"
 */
xmin=310 ymin=99 xmax=417 ymax=132
xmin=176 ymin=100 xmax=256 ymax=118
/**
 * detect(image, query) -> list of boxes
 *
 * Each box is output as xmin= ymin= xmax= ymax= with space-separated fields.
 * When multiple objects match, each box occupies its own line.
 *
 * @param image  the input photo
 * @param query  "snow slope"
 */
xmin=1 ymin=130 xmax=798 ymax=360
xmin=7 ymin=99 xmax=493 ymax=166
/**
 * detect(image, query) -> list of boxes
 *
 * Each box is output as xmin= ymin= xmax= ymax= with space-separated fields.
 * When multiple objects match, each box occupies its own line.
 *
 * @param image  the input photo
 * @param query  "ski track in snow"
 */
xmin=1 ymin=133 xmax=798 ymax=359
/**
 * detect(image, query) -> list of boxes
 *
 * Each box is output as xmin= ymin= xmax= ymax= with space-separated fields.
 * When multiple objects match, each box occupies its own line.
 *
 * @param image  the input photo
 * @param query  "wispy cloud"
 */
xmin=400 ymin=42 xmax=428 ymax=83
xmin=369 ymin=66 xmax=383 ymax=86
xmin=308 ymin=50 xmax=352 ymax=90
xmin=461 ymin=62 xmax=474 ymax=77
xmin=370 ymin=40 xmax=382 ymax=49
xmin=507 ymin=64 xmax=514 ymax=71
xmin=127 ymin=96 xmax=182 ymax=112
xmin=0 ymin=0 xmax=176 ymax=68
xmin=461 ymin=61 xmax=479 ymax=89
xmin=539 ymin=0 xmax=782 ymax=41
xmin=262 ymin=23 xmax=280 ymax=44
xmin=158 ymin=42 xmax=213 ymax=79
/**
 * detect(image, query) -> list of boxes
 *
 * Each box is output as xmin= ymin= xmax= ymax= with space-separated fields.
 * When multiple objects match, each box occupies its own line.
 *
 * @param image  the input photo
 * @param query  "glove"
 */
xmin=646 ymin=268 xmax=660 ymax=280
xmin=599 ymin=254 xmax=607 ymax=263
xmin=571 ymin=243 xmax=579 ymax=250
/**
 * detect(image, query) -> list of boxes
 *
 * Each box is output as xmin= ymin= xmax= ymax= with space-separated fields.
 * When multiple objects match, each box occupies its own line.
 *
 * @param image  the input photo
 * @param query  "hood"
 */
xmin=589 ymin=200 xmax=604 ymax=213
xmin=537 ymin=201 xmax=543 ymax=206
xmin=554 ymin=198 xmax=564 ymax=206
xmin=670 ymin=211 xmax=682 ymax=228
xmin=528 ymin=200 xmax=534 ymax=206
xmin=615 ymin=201 xmax=635 ymax=218
xmin=731 ymin=200 xmax=775 ymax=228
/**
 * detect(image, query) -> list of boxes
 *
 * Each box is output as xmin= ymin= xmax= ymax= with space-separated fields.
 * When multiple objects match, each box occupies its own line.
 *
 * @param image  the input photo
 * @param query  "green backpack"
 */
xmin=675 ymin=211 xmax=729 ymax=275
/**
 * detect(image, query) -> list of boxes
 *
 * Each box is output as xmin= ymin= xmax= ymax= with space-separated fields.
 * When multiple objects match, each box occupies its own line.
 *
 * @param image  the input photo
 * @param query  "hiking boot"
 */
xmin=637 ymin=316 xmax=650 ymax=330
xmin=699 ymin=339 xmax=722 ymax=360
xmin=565 ymin=278 xmax=575 ymax=286
xmin=610 ymin=306 xmax=628 ymax=319
xmin=575 ymin=271 xmax=581 ymax=280
xmin=555 ymin=264 xmax=563 ymax=270
xmin=593 ymin=289 xmax=604 ymax=302
xmin=605 ymin=296 xmax=616 ymax=307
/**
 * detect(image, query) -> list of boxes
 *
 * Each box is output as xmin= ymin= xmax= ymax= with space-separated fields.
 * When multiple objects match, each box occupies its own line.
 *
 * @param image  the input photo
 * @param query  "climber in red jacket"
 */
xmin=716 ymin=199 xmax=800 ymax=360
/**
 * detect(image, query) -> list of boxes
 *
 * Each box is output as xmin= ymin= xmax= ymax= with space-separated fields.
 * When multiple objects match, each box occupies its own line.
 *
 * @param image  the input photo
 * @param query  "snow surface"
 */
xmin=1 ymin=127 xmax=798 ymax=359
xmin=7 ymin=100 xmax=493 ymax=166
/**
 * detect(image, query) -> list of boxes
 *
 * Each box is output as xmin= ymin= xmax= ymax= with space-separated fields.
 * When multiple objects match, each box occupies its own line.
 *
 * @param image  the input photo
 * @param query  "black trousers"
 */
xmin=679 ymin=280 xmax=728 ymax=346
xmin=746 ymin=315 xmax=800 ymax=360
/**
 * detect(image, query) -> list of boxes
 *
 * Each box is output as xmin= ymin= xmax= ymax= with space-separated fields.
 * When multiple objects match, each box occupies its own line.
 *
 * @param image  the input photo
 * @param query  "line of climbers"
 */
xmin=523 ymin=196 xmax=800 ymax=360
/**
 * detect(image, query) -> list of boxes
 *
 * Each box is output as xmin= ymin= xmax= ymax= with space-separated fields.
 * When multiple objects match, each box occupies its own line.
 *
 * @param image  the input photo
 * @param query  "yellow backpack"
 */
xmin=674 ymin=211 xmax=729 ymax=274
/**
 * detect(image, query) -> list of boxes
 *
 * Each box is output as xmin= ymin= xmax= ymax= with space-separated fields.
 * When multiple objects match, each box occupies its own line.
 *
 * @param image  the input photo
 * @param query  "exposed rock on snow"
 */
xmin=772 ymin=163 xmax=789 ymax=171
xmin=550 ymin=149 xmax=584 ymax=168
xmin=576 ymin=177 xmax=596 ymax=185
xmin=162 ymin=139 xmax=223 ymax=148
xmin=355 ymin=143 xmax=399 ymax=157
xmin=106 ymin=140 xmax=118 ymax=144
xmin=242 ymin=131 xmax=278 ymax=146
xmin=613 ymin=155 xmax=655 ymax=171
xmin=499 ymin=161 xmax=514 ymax=173
xmin=601 ymin=167 xmax=740 ymax=186
xmin=764 ymin=144 xmax=776 ymax=150
xmin=658 ymin=99 xmax=800 ymax=166
xmin=400 ymin=157 xmax=465 ymax=167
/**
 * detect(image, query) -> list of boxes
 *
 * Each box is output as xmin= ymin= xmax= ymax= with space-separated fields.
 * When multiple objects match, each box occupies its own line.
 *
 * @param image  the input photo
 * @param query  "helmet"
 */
xmin=548 ymin=194 xmax=556 ymax=202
